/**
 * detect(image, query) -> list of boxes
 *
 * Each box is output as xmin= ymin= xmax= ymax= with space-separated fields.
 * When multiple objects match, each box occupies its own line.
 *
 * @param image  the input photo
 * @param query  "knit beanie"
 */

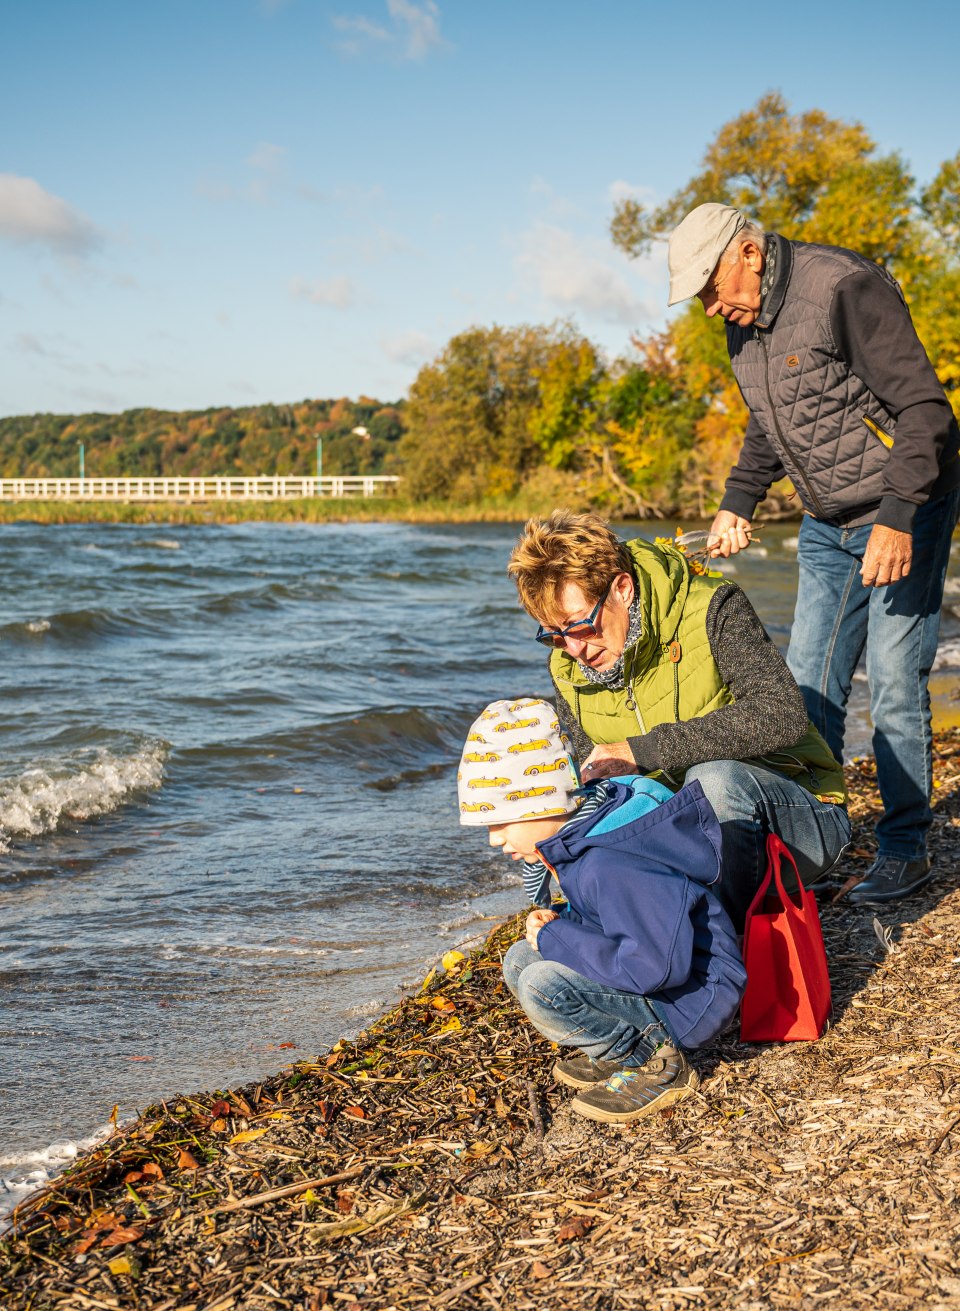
xmin=457 ymin=697 xmax=581 ymax=826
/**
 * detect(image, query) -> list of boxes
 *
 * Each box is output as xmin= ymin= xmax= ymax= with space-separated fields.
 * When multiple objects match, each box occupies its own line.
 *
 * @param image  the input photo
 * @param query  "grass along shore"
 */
xmin=4 ymin=732 xmax=960 ymax=1310
xmin=0 ymin=495 xmax=613 ymax=526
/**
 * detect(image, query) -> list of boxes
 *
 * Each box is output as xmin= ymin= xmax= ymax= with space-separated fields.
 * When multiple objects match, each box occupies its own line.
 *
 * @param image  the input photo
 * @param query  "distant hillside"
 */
xmin=0 ymin=398 xmax=406 ymax=478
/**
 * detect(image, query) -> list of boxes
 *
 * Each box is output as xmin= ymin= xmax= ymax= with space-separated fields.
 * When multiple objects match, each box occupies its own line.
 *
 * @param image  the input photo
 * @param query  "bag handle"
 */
xmin=763 ymin=833 xmax=805 ymax=913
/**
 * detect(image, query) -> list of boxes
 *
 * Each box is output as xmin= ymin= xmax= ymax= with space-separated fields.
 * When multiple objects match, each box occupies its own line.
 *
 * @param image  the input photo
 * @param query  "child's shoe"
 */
xmin=552 ymin=1053 xmax=629 ymax=1089
xmin=570 ymin=1044 xmax=698 ymax=1122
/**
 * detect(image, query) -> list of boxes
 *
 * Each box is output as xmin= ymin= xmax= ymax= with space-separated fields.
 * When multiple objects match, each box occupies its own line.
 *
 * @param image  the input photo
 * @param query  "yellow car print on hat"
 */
xmin=523 ymin=759 xmax=568 ymax=776
xmin=467 ymin=776 xmax=510 ymax=789
xmin=492 ymin=718 xmax=539 ymax=733
xmin=463 ymin=750 xmax=500 ymax=763
xmin=507 ymin=738 xmax=550 ymax=754
xmin=521 ymin=805 xmax=569 ymax=818
xmin=465 ymin=732 xmax=486 ymax=744
xmin=460 ymin=800 xmax=495 ymax=814
xmin=504 ymin=785 xmax=557 ymax=802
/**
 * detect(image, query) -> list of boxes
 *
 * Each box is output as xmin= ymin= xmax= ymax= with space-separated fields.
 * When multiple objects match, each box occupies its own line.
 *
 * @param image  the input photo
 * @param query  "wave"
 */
xmin=0 ymin=741 xmax=168 ymax=852
xmin=1 ymin=1124 xmax=114 ymax=1224
xmin=0 ymin=607 xmax=165 ymax=644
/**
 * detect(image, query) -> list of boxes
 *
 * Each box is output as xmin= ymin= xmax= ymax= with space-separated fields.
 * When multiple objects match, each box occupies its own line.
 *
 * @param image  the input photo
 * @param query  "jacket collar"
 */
xmin=754 ymin=233 xmax=793 ymax=331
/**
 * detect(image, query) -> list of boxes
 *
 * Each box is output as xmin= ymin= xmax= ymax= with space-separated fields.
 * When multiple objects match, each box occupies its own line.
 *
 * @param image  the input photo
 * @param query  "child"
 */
xmin=458 ymin=697 xmax=746 ymax=1124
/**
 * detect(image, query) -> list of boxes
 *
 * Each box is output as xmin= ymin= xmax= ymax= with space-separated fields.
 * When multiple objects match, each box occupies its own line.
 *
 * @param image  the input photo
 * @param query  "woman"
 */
xmin=507 ymin=510 xmax=851 ymax=928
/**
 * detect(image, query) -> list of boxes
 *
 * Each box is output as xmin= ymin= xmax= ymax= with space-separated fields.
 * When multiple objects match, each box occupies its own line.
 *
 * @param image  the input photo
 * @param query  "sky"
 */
xmin=2 ymin=0 xmax=959 ymax=419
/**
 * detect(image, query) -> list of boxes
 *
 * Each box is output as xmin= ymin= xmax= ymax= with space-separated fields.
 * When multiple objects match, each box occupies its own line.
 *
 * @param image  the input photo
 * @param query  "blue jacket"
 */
xmin=534 ymin=778 xmax=746 ymax=1049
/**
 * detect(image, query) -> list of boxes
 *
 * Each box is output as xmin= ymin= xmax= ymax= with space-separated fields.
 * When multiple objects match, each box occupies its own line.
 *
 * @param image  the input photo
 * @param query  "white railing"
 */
xmin=0 ymin=476 xmax=401 ymax=502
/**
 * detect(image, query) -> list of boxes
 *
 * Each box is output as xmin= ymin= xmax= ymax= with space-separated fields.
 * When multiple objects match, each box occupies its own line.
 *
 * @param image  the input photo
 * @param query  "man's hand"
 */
xmin=707 ymin=510 xmax=753 ymax=558
xmin=525 ymin=908 xmax=559 ymax=950
xmin=581 ymin=742 xmax=638 ymax=781
xmin=860 ymin=523 xmax=912 ymax=587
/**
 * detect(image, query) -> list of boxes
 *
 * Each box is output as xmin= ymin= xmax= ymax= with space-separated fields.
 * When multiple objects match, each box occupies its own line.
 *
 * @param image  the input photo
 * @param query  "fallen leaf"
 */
xmin=102 ymin=1226 xmax=144 ymax=1246
xmin=108 ymin=1254 xmax=141 ymax=1278
xmin=177 ymin=1147 xmax=201 ymax=1170
xmin=210 ymin=1118 xmax=228 ymax=1133
xmin=557 ymin=1215 xmax=594 ymax=1242
xmin=531 ymin=1261 xmax=552 ymax=1278
xmin=316 ymin=1100 xmax=335 ymax=1122
xmin=229 ymin=1128 xmax=269 ymax=1145
xmin=438 ymin=1017 xmax=462 ymax=1035
xmin=441 ymin=950 xmax=466 ymax=972
xmin=279 ymin=1042 xmax=296 ymax=1050
xmin=210 ymin=1099 xmax=231 ymax=1118
xmin=431 ymin=995 xmax=456 ymax=1013
xmin=335 ymin=1189 xmax=356 ymax=1214
xmin=343 ymin=1106 xmax=366 ymax=1119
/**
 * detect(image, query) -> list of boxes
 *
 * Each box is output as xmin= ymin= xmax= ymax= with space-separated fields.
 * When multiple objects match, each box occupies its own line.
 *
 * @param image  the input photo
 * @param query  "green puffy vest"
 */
xmin=550 ymin=538 xmax=846 ymax=803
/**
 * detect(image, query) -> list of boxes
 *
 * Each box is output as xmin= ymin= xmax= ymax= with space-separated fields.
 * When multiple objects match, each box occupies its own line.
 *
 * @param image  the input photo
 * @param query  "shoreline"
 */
xmin=4 ymin=732 xmax=960 ymax=1309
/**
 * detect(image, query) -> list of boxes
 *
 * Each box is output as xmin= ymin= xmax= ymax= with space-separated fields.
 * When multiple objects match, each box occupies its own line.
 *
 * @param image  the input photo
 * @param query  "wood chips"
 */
xmin=3 ymin=730 xmax=960 ymax=1310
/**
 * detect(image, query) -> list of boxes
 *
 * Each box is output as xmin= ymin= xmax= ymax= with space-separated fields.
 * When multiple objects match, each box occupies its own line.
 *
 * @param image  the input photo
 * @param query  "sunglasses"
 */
xmin=535 ymin=577 xmax=615 ymax=647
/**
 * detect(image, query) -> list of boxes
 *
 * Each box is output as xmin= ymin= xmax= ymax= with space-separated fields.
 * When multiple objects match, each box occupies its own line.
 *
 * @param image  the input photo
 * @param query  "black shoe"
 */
xmin=846 ymin=854 xmax=932 ymax=905
xmin=552 ymin=1053 xmax=627 ymax=1090
xmin=570 ymin=1045 xmax=699 ymax=1123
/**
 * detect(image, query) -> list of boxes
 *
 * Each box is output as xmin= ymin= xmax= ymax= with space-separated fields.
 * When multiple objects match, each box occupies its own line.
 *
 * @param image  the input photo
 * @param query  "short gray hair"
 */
xmin=720 ymin=221 xmax=767 ymax=264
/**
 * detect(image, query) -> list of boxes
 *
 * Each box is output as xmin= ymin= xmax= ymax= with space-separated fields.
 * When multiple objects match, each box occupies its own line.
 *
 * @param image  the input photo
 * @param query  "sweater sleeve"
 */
xmin=830 ymin=270 xmax=959 ymax=532
xmin=627 ymin=584 xmax=809 ymax=777
xmin=550 ymin=668 xmax=594 ymax=764
xmin=718 ymin=412 xmax=789 ymax=521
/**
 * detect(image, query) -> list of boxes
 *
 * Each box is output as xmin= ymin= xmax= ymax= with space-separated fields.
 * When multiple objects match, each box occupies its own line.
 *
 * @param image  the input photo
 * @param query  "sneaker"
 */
xmin=570 ymin=1044 xmax=699 ymax=1123
xmin=552 ymin=1053 xmax=627 ymax=1090
xmin=845 ymin=854 xmax=933 ymax=905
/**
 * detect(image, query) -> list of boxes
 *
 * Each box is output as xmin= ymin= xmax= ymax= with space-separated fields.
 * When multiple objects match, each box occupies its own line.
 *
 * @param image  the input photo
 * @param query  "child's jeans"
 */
xmin=503 ymin=939 xmax=675 ymax=1067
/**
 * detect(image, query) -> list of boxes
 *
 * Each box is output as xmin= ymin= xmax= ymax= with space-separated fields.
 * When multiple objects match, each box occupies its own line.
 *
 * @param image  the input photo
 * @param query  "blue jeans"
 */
xmin=685 ymin=759 xmax=852 ymax=930
xmin=502 ymin=939 xmax=674 ymax=1065
xmin=786 ymin=490 xmax=960 ymax=861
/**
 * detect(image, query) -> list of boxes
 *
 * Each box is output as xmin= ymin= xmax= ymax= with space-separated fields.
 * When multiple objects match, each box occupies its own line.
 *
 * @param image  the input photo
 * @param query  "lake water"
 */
xmin=2 ymin=519 xmax=958 ymax=1213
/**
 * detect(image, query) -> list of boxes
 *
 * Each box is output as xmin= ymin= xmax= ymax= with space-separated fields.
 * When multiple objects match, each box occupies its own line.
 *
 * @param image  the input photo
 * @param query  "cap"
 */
xmin=457 ymin=697 xmax=581 ymax=826
xmin=667 ymin=203 xmax=746 ymax=306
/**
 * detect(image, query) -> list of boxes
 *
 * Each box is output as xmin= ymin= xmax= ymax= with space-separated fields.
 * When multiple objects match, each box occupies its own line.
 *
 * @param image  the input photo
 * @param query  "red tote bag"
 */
xmin=739 ymin=834 xmax=832 ymax=1042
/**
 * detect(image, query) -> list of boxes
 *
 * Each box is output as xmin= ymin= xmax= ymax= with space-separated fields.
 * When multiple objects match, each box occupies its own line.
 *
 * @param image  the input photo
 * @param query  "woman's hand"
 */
xmin=581 ymin=742 xmax=638 ymax=781
xmin=525 ymin=908 xmax=559 ymax=950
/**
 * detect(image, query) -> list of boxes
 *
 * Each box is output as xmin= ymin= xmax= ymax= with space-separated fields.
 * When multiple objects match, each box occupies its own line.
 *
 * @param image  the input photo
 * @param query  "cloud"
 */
xmin=332 ymin=0 xmax=447 ymax=60
xmin=380 ymin=329 xmax=434 ymax=367
xmin=290 ymin=274 xmax=357 ymax=309
xmin=607 ymin=179 xmax=656 ymax=208
xmin=0 ymin=175 xmax=102 ymax=257
xmin=514 ymin=222 xmax=657 ymax=326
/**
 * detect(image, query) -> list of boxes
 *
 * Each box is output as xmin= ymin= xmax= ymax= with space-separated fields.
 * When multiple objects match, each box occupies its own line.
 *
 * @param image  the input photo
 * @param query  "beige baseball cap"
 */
xmin=667 ymin=203 xmax=746 ymax=306
xmin=457 ymin=697 xmax=581 ymax=826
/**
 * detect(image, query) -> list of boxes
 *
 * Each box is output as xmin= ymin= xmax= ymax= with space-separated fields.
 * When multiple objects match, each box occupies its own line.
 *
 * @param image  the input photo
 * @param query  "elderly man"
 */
xmin=667 ymin=203 xmax=960 ymax=904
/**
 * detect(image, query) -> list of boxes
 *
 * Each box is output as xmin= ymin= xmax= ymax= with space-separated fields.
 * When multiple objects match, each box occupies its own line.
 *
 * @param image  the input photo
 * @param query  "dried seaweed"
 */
xmin=3 ymin=729 xmax=960 ymax=1310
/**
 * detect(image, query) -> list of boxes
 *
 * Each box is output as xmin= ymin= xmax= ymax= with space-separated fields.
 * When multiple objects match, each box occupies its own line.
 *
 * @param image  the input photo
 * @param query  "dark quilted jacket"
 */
xmin=726 ymin=237 xmax=909 ymax=523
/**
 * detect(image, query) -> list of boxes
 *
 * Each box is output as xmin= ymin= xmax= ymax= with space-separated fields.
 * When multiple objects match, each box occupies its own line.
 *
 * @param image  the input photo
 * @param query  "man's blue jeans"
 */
xmin=786 ymin=490 xmax=960 ymax=862
xmin=502 ymin=939 xmax=674 ymax=1066
xmin=685 ymin=760 xmax=852 ymax=930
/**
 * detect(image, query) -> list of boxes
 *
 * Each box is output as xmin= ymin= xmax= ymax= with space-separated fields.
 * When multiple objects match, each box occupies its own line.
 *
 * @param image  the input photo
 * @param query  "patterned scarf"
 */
xmin=576 ymin=595 xmax=643 ymax=692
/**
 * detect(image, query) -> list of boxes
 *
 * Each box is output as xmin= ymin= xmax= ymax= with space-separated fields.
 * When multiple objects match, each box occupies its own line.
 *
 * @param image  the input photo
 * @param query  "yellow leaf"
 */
xmin=438 ymin=1017 xmax=462 ymax=1035
xmin=229 ymin=1128 xmax=270 ymax=1144
xmin=441 ymin=950 xmax=465 ymax=972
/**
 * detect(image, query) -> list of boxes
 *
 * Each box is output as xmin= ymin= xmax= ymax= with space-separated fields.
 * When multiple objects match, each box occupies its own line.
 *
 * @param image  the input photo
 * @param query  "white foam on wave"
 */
xmin=142 ymin=538 xmax=181 ymax=551
xmin=0 ymin=741 xmax=167 ymax=852
xmin=25 ymin=619 xmax=50 ymax=634
xmin=0 ymin=1124 xmax=114 ymax=1223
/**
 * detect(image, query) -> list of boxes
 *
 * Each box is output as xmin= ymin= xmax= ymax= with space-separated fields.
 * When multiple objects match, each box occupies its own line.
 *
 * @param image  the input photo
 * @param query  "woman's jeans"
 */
xmin=786 ymin=490 xmax=960 ymax=862
xmin=685 ymin=759 xmax=852 ymax=931
xmin=502 ymin=939 xmax=673 ymax=1067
